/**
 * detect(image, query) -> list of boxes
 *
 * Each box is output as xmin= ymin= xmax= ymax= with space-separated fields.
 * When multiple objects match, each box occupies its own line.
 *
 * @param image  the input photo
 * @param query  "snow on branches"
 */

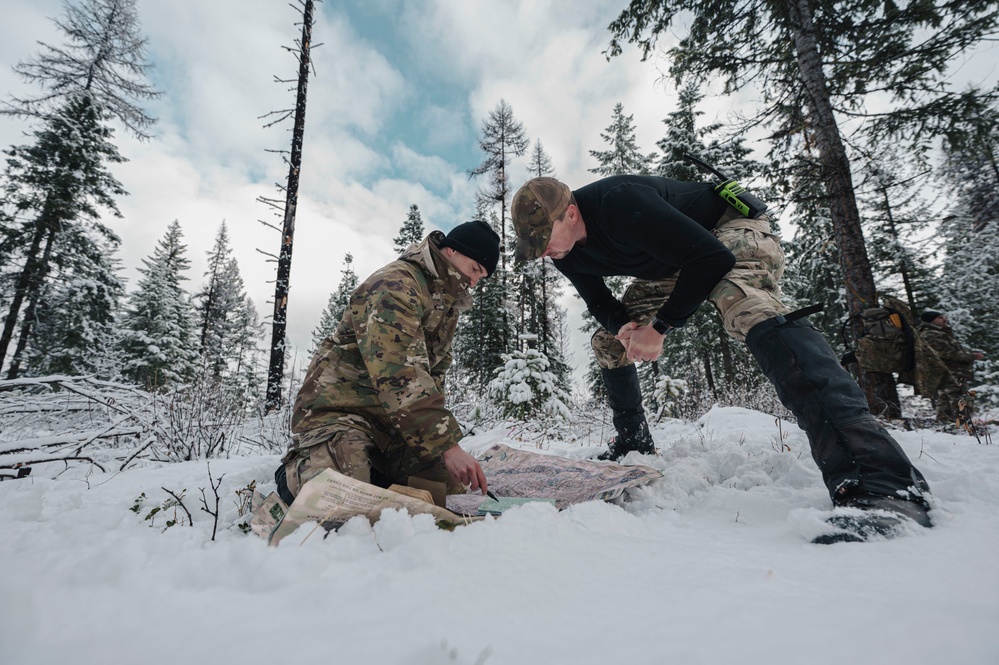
xmin=488 ymin=348 xmax=571 ymax=422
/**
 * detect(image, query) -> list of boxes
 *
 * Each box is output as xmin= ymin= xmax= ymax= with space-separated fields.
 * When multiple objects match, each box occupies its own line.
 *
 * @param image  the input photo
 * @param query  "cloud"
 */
xmin=389 ymin=143 xmax=456 ymax=191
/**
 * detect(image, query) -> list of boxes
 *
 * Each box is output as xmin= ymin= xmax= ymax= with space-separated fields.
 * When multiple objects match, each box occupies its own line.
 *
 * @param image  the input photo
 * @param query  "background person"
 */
xmin=917 ymin=309 xmax=983 ymax=424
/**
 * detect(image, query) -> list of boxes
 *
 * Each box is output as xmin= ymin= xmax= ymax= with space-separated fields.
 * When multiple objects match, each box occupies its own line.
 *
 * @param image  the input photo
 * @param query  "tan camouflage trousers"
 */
xmin=593 ymin=215 xmax=789 ymax=369
xmin=935 ymin=383 xmax=972 ymax=424
xmin=281 ymin=420 xmax=465 ymax=499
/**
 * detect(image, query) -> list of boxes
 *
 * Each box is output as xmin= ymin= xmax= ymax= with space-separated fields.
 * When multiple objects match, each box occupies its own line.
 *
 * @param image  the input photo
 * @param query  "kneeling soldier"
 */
xmin=275 ymin=221 xmax=500 ymax=503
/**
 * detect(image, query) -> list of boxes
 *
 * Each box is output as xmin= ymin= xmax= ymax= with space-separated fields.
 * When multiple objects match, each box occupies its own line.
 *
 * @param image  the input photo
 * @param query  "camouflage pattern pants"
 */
xmin=935 ymin=383 xmax=972 ymax=424
xmin=281 ymin=419 xmax=464 ymax=499
xmin=593 ymin=214 xmax=788 ymax=369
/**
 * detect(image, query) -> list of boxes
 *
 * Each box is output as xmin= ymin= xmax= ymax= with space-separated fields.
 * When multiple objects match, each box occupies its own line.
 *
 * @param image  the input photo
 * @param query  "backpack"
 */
xmin=853 ymin=299 xmax=916 ymax=375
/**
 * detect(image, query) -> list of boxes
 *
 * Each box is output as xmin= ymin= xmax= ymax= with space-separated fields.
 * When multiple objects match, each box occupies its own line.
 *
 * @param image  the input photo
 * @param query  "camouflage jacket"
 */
xmin=291 ymin=231 xmax=472 ymax=461
xmin=917 ymin=321 xmax=975 ymax=387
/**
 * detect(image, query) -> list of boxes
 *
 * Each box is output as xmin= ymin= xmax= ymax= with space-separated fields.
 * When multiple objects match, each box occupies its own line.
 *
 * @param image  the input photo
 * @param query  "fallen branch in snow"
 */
xmin=0 ymin=375 xmax=80 ymax=392
xmin=0 ymin=375 xmax=280 ymax=478
xmin=0 ymin=454 xmax=105 ymax=473
xmin=119 ymin=438 xmax=157 ymax=471
xmin=0 ymin=427 xmax=147 ymax=455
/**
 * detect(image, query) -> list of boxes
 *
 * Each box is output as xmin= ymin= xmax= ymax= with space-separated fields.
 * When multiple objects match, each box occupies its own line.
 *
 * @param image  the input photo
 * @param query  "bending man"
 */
xmin=512 ymin=175 xmax=931 ymax=527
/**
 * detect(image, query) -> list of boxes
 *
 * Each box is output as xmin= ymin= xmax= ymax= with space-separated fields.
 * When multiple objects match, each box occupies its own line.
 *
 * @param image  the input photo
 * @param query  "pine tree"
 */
xmin=468 ymin=99 xmax=529 ymax=273
xmin=653 ymin=82 xmax=755 ymax=182
xmin=857 ymin=157 xmax=939 ymax=313
xmin=488 ymin=348 xmax=572 ymax=422
xmin=310 ymin=253 xmax=358 ymax=353
xmin=940 ymin=125 xmax=999 ymax=234
xmin=224 ymin=296 xmax=264 ymax=403
xmin=0 ymin=0 xmax=155 ymax=379
xmin=198 ymin=227 xmax=263 ymax=401
xmin=0 ymin=93 xmax=125 ymax=378
xmin=518 ymin=139 xmax=571 ymax=391
xmin=782 ymin=167 xmax=850 ymax=356
xmin=461 ymin=100 xmax=528 ymax=386
xmin=936 ymin=130 xmax=999 ymax=359
xmin=527 ymin=139 xmax=554 ymax=179
xmin=453 ymin=208 xmax=515 ymax=393
xmin=119 ymin=220 xmax=198 ymax=389
xmin=0 ymin=0 xmax=160 ymax=138
xmin=393 ymin=205 xmax=425 ymax=254
xmin=580 ymin=104 xmax=644 ymax=397
xmin=589 ymin=102 xmax=655 ymax=176
xmin=23 ymin=224 xmax=123 ymax=378
xmin=2 ymin=0 xmax=159 ymax=139
xmin=937 ymin=211 xmax=999 ymax=360
xmin=195 ymin=222 xmax=257 ymax=384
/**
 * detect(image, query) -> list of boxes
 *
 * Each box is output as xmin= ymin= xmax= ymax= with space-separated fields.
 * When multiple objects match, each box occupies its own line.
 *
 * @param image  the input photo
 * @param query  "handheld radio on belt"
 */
xmin=682 ymin=153 xmax=769 ymax=219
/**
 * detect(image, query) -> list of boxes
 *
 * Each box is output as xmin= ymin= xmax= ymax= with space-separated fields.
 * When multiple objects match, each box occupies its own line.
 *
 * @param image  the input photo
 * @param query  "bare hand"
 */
xmin=442 ymin=445 xmax=488 ymax=494
xmin=618 ymin=323 xmax=665 ymax=363
xmin=615 ymin=321 xmax=640 ymax=353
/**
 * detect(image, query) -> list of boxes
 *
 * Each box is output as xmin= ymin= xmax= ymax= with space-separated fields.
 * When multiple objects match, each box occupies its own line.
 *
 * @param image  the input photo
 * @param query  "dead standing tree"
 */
xmin=259 ymin=0 xmax=320 ymax=412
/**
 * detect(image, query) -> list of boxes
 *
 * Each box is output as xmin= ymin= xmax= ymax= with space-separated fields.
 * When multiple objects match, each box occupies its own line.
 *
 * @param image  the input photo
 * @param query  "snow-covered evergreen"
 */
xmin=460 ymin=100 xmax=529 ymax=391
xmin=0 ymin=93 xmax=126 ymax=379
xmin=453 ymin=208 xmax=514 ymax=393
xmin=488 ymin=347 xmax=571 ymax=422
xmin=517 ymin=138 xmax=571 ymax=391
xmin=4 ymin=0 xmax=160 ymax=139
xmin=194 ymin=222 xmax=262 ymax=398
xmin=118 ymin=220 xmax=199 ymax=389
xmin=857 ymin=157 xmax=940 ymax=313
xmin=782 ymin=168 xmax=851 ymax=355
xmin=588 ymin=102 xmax=655 ymax=176
xmin=24 ymin=226 xmax=124 ymax=378
xmin=393 ymin=205 xmax=425 ymax=254
xmin=309 ymin=253 xmax=358 ymax=354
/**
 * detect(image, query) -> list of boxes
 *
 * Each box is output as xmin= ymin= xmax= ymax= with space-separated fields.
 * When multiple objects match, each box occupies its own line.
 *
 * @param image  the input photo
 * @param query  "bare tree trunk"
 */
xmin=718 ymin=326 xmax=734 ymax=385
xmin=973 ymin=144 xmax=999 ymax=231
xmin=787 ymin=0 xmax=900 ymax=417
xmin=701 ymin=351 xmax=716 ymax=397
xmin=6 ymin=227 xmax=56 ymax=379
xmin=540 ymin=261 xmax=551 ymax=356
xmin=879 ymin=188 xmax=917 ymax=314
xmin=265 ymin=0 xmax=316 ymax=412
xmin=0 ymin=220 xmax=48 ymax=373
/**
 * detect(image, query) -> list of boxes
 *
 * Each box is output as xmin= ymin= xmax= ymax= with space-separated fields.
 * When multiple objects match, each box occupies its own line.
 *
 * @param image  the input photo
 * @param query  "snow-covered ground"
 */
xmin=2 ymin=406 xmax=997 ymax=665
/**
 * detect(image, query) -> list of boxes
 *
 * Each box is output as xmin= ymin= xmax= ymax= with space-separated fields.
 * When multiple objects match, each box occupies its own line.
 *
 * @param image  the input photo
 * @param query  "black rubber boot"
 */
xmin=597 ymin=365 xmax=656 ymax=461
xmin=274 ymin=463 xmax=295 ymax=506
xmin=745 ymin=316 xmax=931 ymax=523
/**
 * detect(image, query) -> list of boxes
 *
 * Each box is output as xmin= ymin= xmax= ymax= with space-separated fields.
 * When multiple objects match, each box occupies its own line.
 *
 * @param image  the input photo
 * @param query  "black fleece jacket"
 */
xmin=552 ymin=175 xmax=736 ymax=334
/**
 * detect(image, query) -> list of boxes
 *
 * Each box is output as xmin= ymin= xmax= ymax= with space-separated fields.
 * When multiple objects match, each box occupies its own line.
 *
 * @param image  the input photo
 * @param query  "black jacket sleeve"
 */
xmin=563 ymin=272 xmax=632 ymax=335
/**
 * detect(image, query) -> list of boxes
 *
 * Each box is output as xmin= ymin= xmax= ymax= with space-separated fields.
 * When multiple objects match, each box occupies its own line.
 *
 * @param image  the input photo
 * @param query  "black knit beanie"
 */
xmin=439 ymin=220 xmax=500 ymax=276
xmin=920 ymin=309 xmax=943 ymax=323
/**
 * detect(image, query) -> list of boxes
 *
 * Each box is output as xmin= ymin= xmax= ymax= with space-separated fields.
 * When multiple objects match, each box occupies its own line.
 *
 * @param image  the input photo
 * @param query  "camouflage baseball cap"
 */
xmin=512 ymin=177 xmax=571 ymax=262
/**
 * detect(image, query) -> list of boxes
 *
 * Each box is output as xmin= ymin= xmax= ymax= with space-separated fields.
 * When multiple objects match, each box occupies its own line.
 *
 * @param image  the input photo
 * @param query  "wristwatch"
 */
xmin=651 ymin=316 xmax=673 ymax=335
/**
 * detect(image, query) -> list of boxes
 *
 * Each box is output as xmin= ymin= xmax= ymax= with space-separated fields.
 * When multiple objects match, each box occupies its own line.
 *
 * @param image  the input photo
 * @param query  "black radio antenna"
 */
xmin=682 ymin=153 xmax=728 ymax=181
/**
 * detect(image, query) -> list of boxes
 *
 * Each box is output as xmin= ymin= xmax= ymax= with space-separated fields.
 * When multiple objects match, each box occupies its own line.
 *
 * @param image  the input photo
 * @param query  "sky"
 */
xmin=1 ymin=0 xmax=996 ymax=388
xmin=2 ymin=405 xmax=998 ymax=664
